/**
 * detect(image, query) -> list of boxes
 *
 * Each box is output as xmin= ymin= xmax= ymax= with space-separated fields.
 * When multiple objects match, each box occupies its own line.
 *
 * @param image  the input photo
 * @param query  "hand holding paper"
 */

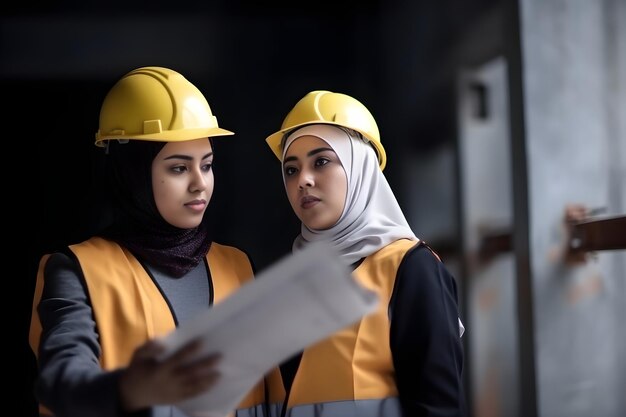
xmin=158 ymin=242 xmax=379 ymax=417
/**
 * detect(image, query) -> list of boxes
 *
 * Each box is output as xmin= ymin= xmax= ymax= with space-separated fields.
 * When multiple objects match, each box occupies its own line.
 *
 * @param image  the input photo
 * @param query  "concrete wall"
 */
xmin=519 ymin=0 xmax=626 ymax=416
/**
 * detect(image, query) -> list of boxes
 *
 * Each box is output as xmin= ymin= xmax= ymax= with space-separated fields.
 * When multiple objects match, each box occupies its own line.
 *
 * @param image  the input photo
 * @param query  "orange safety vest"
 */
xmin=29 ymin=236 xmax=271 ymax=417
xmin=270 ymin=239 xmax=419 ymax=417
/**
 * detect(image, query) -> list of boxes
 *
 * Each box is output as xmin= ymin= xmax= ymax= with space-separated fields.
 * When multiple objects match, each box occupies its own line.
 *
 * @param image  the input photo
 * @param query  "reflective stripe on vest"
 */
xmin=236 ymin=403 xmax=270 ymax=417
xmin=287 ymin=397 xmax=402 ymax=417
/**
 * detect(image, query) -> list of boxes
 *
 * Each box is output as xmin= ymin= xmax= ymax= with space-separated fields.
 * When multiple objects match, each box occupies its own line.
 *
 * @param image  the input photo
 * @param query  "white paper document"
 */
xmin=158 ymin=242 xmax=379 ymax=417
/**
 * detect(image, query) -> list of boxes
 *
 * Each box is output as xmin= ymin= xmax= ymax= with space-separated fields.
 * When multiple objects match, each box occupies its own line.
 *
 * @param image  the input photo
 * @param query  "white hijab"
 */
xmin=282 ymin=124 xmax=418 ymax=266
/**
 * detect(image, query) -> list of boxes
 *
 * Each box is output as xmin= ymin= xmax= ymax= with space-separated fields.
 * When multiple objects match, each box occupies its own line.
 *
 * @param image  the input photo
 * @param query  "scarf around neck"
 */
xmin=99 ymin=140 xmax=211 ymax=278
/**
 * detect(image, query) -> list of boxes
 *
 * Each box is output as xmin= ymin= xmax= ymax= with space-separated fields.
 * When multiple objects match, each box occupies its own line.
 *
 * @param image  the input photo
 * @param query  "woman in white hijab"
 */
xmin=264 ymin=90 xmax=467 ymax=417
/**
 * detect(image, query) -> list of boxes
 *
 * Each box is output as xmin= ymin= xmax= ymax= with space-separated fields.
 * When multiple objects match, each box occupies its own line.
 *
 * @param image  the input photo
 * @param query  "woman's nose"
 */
xmin=189 ymin=169 xmax=207 ymax=192
xmin=298 ymin=171 xmax=314 ymax=189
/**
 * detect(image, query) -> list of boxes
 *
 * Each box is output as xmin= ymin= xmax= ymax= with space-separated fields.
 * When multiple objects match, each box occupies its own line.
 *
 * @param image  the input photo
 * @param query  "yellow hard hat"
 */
xmin=95 ymin=66 xmax=233 ymax=147
xmin=265 ymin=90 xmax=386 ymax=170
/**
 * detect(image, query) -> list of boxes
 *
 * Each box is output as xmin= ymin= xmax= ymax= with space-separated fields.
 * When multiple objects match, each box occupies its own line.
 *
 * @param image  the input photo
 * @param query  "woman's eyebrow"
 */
xmin=283 ymin=147 xmax=334 ymax=164
xmin=163 ymin=151 xmax=214 ymax=161
xmin=283 ymin=147 xmax=334 ymax=166
xmin=308 ymin=147 xmax=333 ymax=157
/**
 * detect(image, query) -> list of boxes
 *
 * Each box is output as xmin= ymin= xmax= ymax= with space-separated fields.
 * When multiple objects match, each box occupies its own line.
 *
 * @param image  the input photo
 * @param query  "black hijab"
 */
xmin=99 ymin=139 xmax=212 ymax=277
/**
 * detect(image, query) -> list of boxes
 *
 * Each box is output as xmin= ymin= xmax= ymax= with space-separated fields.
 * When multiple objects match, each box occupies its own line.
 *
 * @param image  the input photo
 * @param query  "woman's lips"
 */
xmin=300 ymin=195 xmax=320 ymax=209
xmin=185 ymin=199 xmax=207 ymax=212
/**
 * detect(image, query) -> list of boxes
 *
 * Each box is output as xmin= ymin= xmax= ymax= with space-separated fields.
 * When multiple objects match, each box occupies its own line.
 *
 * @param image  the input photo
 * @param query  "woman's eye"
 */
xmin=284 ymin=166 xmax=297 ymax=176
xmin=315 ymin=157 xmax=330 ymax=167
xmin=171 ymin=165 xmax=187 ymax=174
xmin=202 ymin=162 xmax=213 ymax=172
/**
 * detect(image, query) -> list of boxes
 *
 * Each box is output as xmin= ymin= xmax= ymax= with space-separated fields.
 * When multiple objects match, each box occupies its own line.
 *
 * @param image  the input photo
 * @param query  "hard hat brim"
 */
xmin=265 ymin=121 xmax=351 ymax=162
xmin=265 ymin=121 xmax=387 ymax=170
xmin=96 ymin=126 xmax=234 ymax=147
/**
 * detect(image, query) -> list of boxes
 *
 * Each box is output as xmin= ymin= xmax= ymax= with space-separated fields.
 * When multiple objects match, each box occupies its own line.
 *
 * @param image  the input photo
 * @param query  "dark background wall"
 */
xmin=3 ymin=1 xmax=501 ymax=415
